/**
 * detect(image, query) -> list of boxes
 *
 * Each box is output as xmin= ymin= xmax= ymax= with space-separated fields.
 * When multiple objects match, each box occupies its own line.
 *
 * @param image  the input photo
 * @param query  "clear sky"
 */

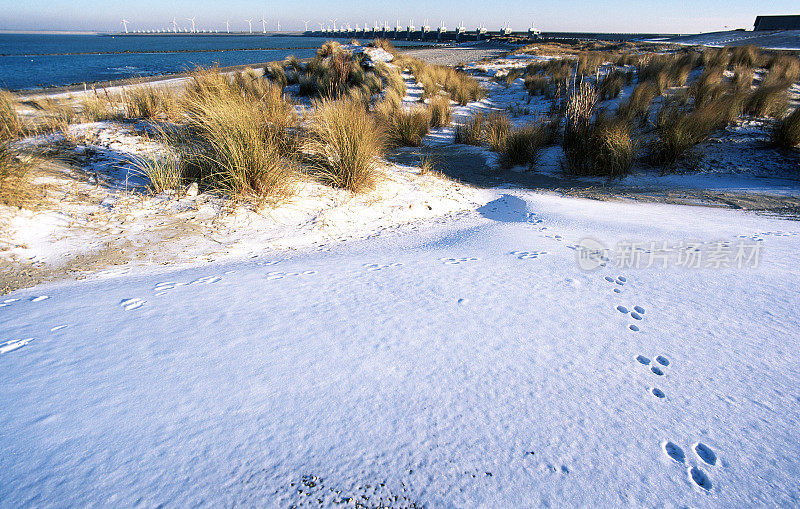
xmin=0 ymin=0 xmax=796 ymax=34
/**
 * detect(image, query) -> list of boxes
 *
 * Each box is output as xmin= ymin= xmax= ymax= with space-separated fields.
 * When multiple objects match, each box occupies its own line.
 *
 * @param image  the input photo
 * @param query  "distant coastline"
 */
xmin=0 ymin=30 xmax=101 ymax=35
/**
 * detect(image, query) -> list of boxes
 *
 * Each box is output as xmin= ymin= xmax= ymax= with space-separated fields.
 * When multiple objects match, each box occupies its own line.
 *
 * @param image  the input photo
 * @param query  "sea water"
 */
xmin=0 ymin=34 xmax=431 ymax=90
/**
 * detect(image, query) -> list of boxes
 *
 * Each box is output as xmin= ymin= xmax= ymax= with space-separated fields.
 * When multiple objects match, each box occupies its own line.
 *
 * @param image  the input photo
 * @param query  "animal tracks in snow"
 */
xmin=662 ymin=441 xmax=718 ymax=491
xmin=153 ymin=275 xmax=222 ymax=295
xmin=603 ymin=275 xmax=627 ymax=293
xmin=694 ymin=443 xmax=717 ymax=466
xmin=364 ymin=262 xmax=404 ymax=272
xmin=120 ymin=298 xmax=146 ymax=311
xmin=2 ymin=296 xmax=50 ymax=308
xmin=664 ymin=442 xmax=686 ymax=464
xmin=0 ymin=338 xmax=35 ymax=355
xmin=266 ymin=270 xmax=317 ymax=281
xmin=635 ymin=354 xmax=671 ymax=398
xmin=689 ymin=466 xmax=713 ymax=491
xmin=509 ymin=250 xmax=548 ymax=260
xmin=440 ymin=257 xmax=480 ymax=265
xmin=616 ymin=302 xmax=645 ymax=332
xmin=255 ymin=260 xmax=281 ymax=266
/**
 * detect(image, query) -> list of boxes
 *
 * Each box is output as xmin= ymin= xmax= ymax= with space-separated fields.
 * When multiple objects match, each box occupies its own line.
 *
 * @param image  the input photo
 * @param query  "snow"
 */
xmin=1 ymin=141 xmax=485 ymax=271
xmin=2 ymin=189 xmax=800 ymax=506
xmin=2 ymin=42 xmax=800 ymax=507
xmin=650 ymin=30 xmax=800 ymax=51
xmin=342 ymin=44 xmax=395 ymax=64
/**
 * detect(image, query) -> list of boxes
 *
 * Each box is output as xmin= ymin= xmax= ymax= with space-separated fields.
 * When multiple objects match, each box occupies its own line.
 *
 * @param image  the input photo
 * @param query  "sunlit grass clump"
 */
xmin=304 ymin=97 xmax=384 ymax=193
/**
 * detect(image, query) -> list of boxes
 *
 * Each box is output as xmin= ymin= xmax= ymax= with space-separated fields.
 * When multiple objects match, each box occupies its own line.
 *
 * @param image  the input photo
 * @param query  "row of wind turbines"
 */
xmin=119 ymin=16 xmax=305 ymax=34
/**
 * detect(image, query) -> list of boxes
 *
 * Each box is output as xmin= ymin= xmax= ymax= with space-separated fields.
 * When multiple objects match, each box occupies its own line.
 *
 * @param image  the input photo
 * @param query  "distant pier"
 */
xmin=299 ymin=28 xmax=676 ymax=43
xmin=302 ymin=26 xmax=538 ymax=43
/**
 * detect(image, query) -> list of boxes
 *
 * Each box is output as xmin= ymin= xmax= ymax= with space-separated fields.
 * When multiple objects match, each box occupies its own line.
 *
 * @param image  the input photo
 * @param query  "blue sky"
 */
xmin=0 ymin=0 xmax=796 ymax=33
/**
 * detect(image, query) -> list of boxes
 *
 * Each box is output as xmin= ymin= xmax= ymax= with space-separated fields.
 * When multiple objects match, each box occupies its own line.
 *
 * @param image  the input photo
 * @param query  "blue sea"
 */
xmin=0 ymin=34 xmax=431 ymax=91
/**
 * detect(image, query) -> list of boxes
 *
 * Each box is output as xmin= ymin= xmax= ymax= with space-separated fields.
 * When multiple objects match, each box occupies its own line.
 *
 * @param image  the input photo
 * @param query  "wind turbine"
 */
xmin=330 ymin=18 xmax=337 ymax=31
xmin=121 ymin=18 xmax=130 ymax=33
xmin=171 ymin=17 xmax=178 ymax=33
xmin=318 ymin=22 xmax=324 ymax=30
xmin=245 ymin=18 xmax=253 ymax=33
xmin=187 ymin=17 xmax=196 ymax=33
xmin=302 ymin=20 xmax=310 ymax=31
xmin=225 ymin=19 xmax=230 ymax=33
xmin=261 ymin=15 xmax=267 ymax=34
xmin=276 ymin=20 xmax=280 ymax=31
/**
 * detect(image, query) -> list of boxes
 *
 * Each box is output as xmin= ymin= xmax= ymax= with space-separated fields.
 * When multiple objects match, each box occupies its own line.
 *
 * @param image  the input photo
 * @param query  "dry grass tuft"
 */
xmin=383 ymin=107 xmax=430 ymax=147
xmin=498 ymin=121 xmax=547 ymax=169
xmin=703 ymin=47 xmax=730 ymax=69
xmin=0 ymin=143 xmax=36 ymax=207
xmin=562 ymin=81 xmax=634 ymax=177
xmin=406 ymin=59 xmax=485 ymax=106
xmin=524 ymin=75 xmax=550 ymax=96
xmin=485 ymin=113 xmax=512 ymax=151
xmin=598 ymin=71 xmax=625 ymax=100
xmin=577 ymin=52 xmax=606 ymax=76
xmin=177 ymin=84 xmax=296 ymax=203
xmin=564 ymin=115 xmax=635 ymax=178
xmin=369 ymin=38 xmax=397 ymax=55
xmin=617 ymin=81 xmax=657 ymax=123
xmin=732 ymin=65 xmax=754 ymax=93
xmin=304 ymin=97 xmax=384 ymax=193
xmin=297 ymin=44 xmax=389 ymax=100
xmin=1 ymin=91 xmax=26 ymax=140
xmin=263 ymin=63 xmax=287 ymax=88
xmin=128 ymin=153 xmax=184 ymax=194
xmin=744 ymin=84 xmax=788 ymax=118
xmin=124 ymin=85 xmax=178 ymax=120
xmin=730 ymin=45 xmax=759 ymax=68
xmin=428 ymin=94 xmax=452 ymax=128
xmin=764 ymin=55 xmax=800 ymax=86
xmin=773 ymin=107 xmax=800 ymax=149
xmin=454 ymin=113 xmax=485 ymax=146
xmin=80 ymin=92 xmax=118 ymax=122
xmin=648 ymin=101 xmax=735 ymax=166
xmin=689 ymin=68 xmax=727 ymax=108
xmin=417 ymin=153 xmax=437 ymax=176
xmin=284 ymin=55 xmax=303 ymax=72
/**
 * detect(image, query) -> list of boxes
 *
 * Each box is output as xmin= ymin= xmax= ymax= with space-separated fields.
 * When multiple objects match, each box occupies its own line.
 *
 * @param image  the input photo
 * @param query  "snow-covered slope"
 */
xmin=1 ymin=189 xmax=799 ymax=507
xmin=651 ymin=30 xmax=800 ymax=50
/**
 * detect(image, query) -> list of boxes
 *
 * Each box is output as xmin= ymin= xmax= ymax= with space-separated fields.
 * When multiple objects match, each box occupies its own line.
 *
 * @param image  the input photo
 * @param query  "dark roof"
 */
xmin=754 ymin=15 xmax=800 ymax=31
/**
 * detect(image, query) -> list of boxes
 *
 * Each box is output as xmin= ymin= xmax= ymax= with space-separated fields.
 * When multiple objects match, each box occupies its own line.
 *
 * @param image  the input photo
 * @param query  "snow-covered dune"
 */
xmin=2 ymin=189 xmax=799 ymax=506
xmin=651 ymin=30 xmax=800 ymax=50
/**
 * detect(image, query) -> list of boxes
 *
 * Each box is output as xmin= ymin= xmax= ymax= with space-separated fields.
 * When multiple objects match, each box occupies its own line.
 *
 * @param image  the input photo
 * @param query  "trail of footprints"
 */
xmin=616 ymin=302 xmax=645 ymax=332
xmin=663 ymin=441 xmax=718 ymax=491
xmin=608 ymin=273 xmax=720 ymax=492
xmin=636 ymin=354 xmax=670 ymax=396
xmin=6 ymin=247 xmax=725 ymax=496
xmin=363 ymin=262 xmax=403 ymax=271
xmin=510 ymin=250 xmax=548 ymax=260
xmin=153 ymin=275 xmax=223 ymax=295
xmin=2 ymin=262 xmax=319 ymax=355
xmin=642 ymin=350 xmax=719 ymax=491
xmin=440 ymin=256 xmax=480 ymax=265
xmin=603 ymin=275 xmax=626 ymax=294
xmin=0 ymin=295 xmax=65 ymax=356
